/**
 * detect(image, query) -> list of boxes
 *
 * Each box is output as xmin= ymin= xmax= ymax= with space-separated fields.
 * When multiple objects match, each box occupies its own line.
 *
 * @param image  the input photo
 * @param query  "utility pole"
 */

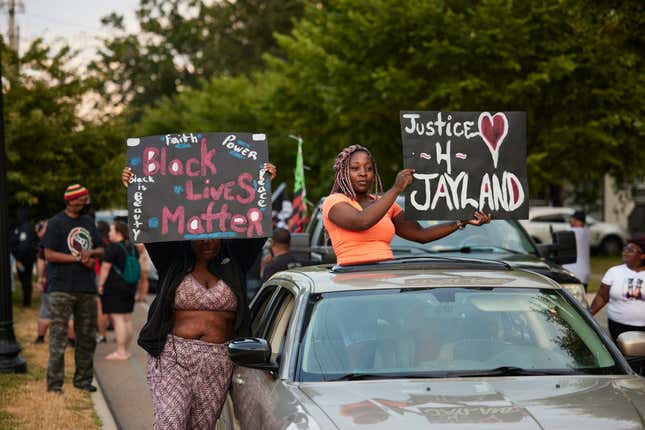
xmin=0 ymin=0 xmax=24 ymax=54
xmin=0 ymin=37 xmax=26 ymax=373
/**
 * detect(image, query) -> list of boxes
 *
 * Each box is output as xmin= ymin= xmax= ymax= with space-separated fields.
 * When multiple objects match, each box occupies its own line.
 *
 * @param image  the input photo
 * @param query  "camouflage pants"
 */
xmin=47 ymin=292 xmax=97 ymax=390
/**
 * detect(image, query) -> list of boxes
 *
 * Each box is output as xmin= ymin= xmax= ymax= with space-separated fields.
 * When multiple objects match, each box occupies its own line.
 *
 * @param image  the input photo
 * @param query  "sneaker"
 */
xmin=96 ymin=335 xmax=107 ymax=344
xmin=47 ymin=386 xmax=63 ymax=394
xmin=34 ymin=336 xmax=45 ymax=344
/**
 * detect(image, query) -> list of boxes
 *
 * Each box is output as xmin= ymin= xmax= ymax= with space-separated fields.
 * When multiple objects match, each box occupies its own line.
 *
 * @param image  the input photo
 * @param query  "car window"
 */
xmin=250 ymin=285 xmax=278 ymax=337
xmin=297 ymin=288 xmax=618 ymax=381
xmin=532 ymin=214 xmax=568 ymax=223
xmin=265 ymin=289 xmax=296 ymax=362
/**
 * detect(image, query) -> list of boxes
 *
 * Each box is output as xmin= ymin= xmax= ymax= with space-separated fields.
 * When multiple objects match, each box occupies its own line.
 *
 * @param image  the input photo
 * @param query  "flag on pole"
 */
xmin=288 ymin=136 xmax=308 ymax=233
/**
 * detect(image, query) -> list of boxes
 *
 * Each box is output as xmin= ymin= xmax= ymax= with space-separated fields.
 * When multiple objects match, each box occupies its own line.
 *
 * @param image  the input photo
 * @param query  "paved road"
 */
xmin=94 ymin=299 xmax=153 ymax=430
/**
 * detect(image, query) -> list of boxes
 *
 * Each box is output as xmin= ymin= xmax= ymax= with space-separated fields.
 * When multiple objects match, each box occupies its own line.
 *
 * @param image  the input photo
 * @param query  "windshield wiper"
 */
xmin=464 ymin=246 xmax=523 ymax=254
xmin=330 ymin=367 xmax=579 ymax=381
xmin=447 ymin=366 xmax=578 ymax=377
xmin=330 ymin=372 xmax=445 ymax=381
xmin=407 ymin=246 xmax=523 ymax=255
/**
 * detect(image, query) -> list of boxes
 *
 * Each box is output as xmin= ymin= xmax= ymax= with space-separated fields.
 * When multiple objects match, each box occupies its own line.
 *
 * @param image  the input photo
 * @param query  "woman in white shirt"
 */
xmin=590 ymin=239 xmax=645 ymax=341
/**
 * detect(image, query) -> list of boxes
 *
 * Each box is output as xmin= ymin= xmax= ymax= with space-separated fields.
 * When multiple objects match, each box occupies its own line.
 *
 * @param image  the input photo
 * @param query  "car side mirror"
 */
xmin=537 ymin=230 xmax=577 ymax=265
xmin=228 ymin=337 xmax=279 ymax=374
xmin=617 ymin=332 xmax=645 ymax=357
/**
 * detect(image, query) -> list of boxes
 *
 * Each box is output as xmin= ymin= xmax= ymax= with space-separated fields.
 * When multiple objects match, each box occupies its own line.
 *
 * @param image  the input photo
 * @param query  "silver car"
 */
xmin=520 ymin=206 xmax=627 ymax=254
xmin=218 ymin=258 xmax=645 ymax=429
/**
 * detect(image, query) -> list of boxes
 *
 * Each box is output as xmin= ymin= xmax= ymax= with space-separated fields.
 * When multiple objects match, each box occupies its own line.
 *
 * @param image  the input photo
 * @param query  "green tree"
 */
xmin=134 ymin=72 xmax=299 ymax=186
xmin=91 ymin=0 xmax=305 ymax=120
xmin=3 ymin=39 xmax=125 ymax=220
xmin=268 ymin=0 xmax=645 ymax=201
xmin=135 ymin=0 xmax=645 ymax=204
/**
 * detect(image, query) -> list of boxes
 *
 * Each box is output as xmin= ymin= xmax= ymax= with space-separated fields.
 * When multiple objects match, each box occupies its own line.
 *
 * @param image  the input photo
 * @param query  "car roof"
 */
xmin=271 ymin=258 xmax=561 ymax=294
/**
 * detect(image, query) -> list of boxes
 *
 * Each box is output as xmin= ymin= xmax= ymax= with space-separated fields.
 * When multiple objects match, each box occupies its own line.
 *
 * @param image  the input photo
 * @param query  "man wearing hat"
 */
xmin=563 ymin=210 xmax=591 ymax=291
xmin=41 ymin=184 xmax=104 ymax=393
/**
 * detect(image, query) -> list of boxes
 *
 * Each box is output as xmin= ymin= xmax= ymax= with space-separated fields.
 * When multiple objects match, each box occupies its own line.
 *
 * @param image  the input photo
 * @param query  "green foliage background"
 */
xmin=4 ymin=0 xmax=644 ymax=223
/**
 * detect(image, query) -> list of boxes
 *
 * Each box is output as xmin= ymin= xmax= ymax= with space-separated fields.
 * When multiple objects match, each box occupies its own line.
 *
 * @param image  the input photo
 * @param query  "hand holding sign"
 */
xmin=394 ymin=168 xmax=415 ymax=193
xmin=122 ymin=166 xmax=133 ymax=188
xmin=264 ymin=163 xmax=277 ymax=181
xmin=464 ymin=211 xmax=492 ymax=227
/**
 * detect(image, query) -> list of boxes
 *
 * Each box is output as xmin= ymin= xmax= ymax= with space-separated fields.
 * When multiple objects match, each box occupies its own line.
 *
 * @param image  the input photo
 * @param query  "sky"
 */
xmin=2 ymin=0 xmax=140 ymax=60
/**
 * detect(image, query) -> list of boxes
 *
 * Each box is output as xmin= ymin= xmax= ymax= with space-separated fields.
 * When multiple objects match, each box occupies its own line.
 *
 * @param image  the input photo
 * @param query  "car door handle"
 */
xmin=233 ymin=374 xmax=245 ymax=385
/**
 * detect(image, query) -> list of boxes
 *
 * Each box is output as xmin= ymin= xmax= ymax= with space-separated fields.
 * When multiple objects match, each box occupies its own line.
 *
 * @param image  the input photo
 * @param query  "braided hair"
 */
xmin=330 ymin=145 xmax=384 ymax=200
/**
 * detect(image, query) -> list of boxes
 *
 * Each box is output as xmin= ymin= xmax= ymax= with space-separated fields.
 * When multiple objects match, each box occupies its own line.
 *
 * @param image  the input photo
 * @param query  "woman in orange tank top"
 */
xmin=323 ymin=145 xmax=491 ymax=266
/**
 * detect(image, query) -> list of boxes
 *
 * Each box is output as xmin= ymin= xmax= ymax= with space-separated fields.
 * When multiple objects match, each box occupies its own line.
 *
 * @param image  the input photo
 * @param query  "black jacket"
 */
xmin=137 ymin=238 xmax=265 ymax=357
xmin=9 ymin=220 xmax=37 ymax=265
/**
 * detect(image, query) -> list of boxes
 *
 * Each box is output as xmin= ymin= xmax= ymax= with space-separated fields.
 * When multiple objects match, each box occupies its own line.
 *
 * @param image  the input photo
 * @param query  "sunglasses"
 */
xmin=623 ymin=246 xmax=643 ymax=254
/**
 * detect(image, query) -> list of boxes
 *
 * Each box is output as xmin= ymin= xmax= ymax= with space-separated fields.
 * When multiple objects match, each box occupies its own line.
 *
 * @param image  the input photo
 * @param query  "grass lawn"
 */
xmin=0 ymin=286 xmax=101 ymax=430
xmin=588 ymin=255 xmax=623 ymax=293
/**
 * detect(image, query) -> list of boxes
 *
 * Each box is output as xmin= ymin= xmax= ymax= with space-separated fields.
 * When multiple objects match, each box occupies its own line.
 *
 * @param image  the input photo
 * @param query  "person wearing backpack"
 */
xmin=97 ymin=221 xmax=140 ymax=360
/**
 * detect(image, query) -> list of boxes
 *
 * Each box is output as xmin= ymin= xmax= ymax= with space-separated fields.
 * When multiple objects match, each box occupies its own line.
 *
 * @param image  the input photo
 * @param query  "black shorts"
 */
xmin=100 ymin=293 xmax=135 ymax=314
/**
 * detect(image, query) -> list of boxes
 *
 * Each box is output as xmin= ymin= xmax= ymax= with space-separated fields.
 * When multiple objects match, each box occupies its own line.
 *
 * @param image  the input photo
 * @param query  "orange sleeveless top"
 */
xmin=322 ymin=193 xmax=403 ymax=266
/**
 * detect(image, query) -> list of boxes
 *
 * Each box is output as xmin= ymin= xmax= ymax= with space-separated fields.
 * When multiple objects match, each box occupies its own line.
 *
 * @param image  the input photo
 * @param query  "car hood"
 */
xmin=431 ymin=251 xmax=580 ymax=284
xmin=300 ymin=376 xmax=645 ymax=429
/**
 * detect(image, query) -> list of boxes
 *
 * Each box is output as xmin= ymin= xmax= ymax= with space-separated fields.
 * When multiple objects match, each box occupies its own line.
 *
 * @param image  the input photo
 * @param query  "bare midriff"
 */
xmin=171 ymin=310 xmax=236 ymax=343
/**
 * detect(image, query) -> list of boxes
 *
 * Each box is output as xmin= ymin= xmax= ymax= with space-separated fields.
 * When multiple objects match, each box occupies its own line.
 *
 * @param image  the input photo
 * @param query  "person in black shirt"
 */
xmin=261 ymin=228 xmax=302 ymax=283
xmin=41 ymin=184 xmax=104 ymax=393
xmin=98 ymin=221 xmax=138 ymax=360
xmin=9 ymin=208 xmax=37 ymax=307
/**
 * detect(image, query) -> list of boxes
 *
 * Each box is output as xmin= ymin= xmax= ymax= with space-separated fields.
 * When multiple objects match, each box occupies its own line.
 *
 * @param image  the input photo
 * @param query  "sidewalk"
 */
xmin=94 ymin=299 xmax=153 ymax=430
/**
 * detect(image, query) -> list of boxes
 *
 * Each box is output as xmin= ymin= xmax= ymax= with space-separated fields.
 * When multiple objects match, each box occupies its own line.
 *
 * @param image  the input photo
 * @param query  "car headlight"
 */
xmin=560 ymin=283 xmax=589 ymax=308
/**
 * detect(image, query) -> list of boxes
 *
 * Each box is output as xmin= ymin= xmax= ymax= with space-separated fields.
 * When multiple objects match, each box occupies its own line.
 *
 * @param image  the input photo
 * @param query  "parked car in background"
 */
xmin=94 ymin=209 xmax=128 ymax=226
xmin=218 ymin=258 xmax=645 ymax=430
xmin=520 ymin=206 xmax=627 ymax=255
xmin=291 ymin=197 xmax=588 ymax=307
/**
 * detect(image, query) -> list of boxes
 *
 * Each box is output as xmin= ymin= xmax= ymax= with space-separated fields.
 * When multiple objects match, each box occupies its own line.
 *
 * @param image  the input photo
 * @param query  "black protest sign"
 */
xmin=125 ymin=132 xmax=271 ymax=243
xmin=400 ymin=111 xmax=528 ymax=220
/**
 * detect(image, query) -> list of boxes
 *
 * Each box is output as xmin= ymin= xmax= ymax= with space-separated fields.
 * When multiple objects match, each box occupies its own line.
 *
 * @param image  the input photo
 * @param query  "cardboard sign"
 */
xmin=126 ymin=132 xmax=271 ymax=243
xmin=400 ymin=111 xmax=528 ymax=220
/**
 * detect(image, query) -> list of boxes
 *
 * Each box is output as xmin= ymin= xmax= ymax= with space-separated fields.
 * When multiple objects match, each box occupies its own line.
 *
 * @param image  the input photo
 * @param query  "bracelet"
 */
xmin=455 ymin=220 xmax=466 ymax=230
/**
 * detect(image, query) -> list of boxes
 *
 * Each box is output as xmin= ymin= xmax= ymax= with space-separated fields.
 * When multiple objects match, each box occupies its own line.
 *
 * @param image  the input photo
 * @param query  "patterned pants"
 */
xmin=146 ymin=335 xmax=234 ymax=430
xmin=47 ymin=292 xmax=97 ymax=390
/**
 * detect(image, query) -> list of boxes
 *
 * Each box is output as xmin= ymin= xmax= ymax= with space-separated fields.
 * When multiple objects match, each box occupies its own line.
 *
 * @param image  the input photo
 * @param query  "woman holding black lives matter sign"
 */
xmin=122 ymin=163 xmax=276 ymax=430
xmin=323 ymin=145 xmax=491 ymax=266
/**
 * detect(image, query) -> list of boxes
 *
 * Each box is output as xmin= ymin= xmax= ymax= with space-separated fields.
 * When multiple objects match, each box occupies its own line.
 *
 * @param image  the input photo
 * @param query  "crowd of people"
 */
xmin=5 ymin=144 xmax=644 ymax=429
xmin=8 ymin=184 xmax=150 ymax=393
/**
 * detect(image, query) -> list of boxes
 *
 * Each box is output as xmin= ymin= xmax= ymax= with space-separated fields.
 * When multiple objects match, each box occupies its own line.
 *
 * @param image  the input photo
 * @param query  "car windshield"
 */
xmin=297 ymin=288 xmax=619 ymax=382
xmin=392 ymin=220 xmax=538 ymax=255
